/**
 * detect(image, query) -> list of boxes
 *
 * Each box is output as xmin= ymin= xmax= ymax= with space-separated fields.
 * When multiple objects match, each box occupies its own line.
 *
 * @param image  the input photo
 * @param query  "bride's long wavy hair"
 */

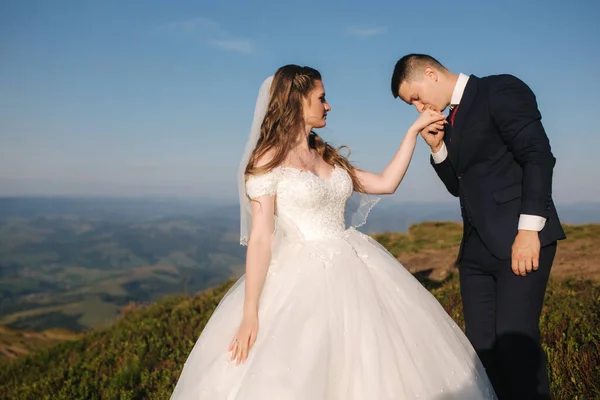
xmin=245 ymin=64 xmax=365 ymax=193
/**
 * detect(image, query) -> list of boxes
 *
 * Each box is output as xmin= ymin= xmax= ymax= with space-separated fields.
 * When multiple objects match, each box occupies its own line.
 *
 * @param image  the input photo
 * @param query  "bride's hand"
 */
xmin=229 ymin=313 xmax=259 ymax=365
xmin=410 ymin=109 xmax=446 ymax=135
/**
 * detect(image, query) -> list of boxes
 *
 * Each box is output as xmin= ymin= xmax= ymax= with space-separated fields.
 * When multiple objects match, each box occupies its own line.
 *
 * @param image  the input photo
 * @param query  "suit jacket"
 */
xmin=431 ymin=74 xmax=566 ymax=259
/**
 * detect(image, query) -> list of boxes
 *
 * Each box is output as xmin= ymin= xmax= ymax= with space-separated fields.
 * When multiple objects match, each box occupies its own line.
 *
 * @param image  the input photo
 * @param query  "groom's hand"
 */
xmin=420 ymin=122 xmax=445 ymax=153
xmin=511 ymin=230 xmax=541 ymax=276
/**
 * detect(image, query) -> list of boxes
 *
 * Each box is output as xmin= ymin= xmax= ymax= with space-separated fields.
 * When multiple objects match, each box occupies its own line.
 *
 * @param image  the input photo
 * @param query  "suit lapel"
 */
xmin=449 ymin=75 xmax=478 ymax=168
xmin=443 ymin=121 xmax=453 ymax=160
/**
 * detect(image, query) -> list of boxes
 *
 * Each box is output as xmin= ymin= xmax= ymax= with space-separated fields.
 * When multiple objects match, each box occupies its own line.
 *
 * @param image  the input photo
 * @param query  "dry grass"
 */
xmin=0 ymin=324 xmax=79 ymax=363
xmin=373 ymin=222 xmax=600 ymax=282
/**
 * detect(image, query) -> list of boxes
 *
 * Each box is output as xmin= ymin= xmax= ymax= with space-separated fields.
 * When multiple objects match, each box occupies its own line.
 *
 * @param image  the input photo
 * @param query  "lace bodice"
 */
xmin=245 ymin=165 xmax=353 ymax=241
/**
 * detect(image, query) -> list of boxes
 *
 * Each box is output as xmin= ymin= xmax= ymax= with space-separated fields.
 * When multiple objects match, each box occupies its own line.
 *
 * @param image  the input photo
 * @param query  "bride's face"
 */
xmin=302 ymin=80 xmax=331 ymax=130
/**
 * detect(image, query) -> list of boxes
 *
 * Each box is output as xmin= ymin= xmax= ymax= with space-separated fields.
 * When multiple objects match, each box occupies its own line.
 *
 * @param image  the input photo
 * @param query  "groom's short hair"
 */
xmin=391 ymin=54 xmax=446 ymax=98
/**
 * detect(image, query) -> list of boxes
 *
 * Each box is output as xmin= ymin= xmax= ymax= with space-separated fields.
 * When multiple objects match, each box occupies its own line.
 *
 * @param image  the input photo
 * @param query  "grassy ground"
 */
xmin=0 ymin=223 xmax=598 ymax=399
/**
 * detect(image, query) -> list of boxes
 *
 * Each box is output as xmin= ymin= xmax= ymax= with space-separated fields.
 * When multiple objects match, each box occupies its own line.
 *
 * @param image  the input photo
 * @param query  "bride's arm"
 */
xmin=230 ymin=191 xmax=274 ymax=365
xmin=244 ymin=193 xmax=275 ymax=316
xmin=355 ymin=109 xmax=446 ymax=195
xmin=230 ymin=154 xmax=277 ymax=364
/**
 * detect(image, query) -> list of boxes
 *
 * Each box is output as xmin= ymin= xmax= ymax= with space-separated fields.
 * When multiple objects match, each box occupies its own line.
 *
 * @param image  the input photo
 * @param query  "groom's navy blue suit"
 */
xmin=431 ymin=74 xmax=565 ymax=399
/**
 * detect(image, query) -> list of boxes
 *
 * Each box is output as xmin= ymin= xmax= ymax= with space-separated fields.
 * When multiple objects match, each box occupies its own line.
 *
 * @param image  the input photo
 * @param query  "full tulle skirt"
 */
xmin=170 ymin=228 xmax=496 ymax=399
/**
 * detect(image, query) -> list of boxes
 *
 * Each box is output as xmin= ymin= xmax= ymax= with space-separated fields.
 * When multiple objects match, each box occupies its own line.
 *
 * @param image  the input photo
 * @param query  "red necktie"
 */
xmin=449 ymin=105 xmax=459 ymax=127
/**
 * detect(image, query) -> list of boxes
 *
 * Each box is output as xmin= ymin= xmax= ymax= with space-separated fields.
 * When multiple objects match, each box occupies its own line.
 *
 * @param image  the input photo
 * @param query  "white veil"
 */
xmin=239 ymin=76 xmax=273 ymax=246
xmin=238 ymin=75 xmax=380 ymax=246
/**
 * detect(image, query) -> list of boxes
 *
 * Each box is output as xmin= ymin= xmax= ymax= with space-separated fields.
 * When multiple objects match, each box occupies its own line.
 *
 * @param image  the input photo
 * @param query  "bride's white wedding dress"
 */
xmin=170 ymin=165 xmax=496 ymax=399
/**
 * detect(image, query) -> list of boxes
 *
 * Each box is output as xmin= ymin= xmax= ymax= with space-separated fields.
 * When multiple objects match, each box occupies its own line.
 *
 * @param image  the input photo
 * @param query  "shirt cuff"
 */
xmin=431 ymin=142 xmax=448 ymax=164
xmin=518 ymin=214 xmax=547 ymax=231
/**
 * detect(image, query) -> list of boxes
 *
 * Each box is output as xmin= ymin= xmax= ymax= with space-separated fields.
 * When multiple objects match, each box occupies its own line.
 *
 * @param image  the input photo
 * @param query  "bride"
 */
xmin=170 ymin=65 xmax=496 ymax=399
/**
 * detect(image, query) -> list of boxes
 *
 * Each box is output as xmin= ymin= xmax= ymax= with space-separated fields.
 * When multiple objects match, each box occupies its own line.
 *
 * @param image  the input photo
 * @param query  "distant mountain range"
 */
xmin=0 ymin=198 xmax=245 ymax=333
xmin=1 ymin=197 xmax=598 ymax=231
xmin=0 ymin=197 xmax=598 ymax=334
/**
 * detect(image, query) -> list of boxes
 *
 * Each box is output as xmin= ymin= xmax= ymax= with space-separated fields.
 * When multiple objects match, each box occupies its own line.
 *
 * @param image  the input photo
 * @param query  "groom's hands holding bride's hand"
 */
xmin=410 ymin=109 xmax=447 ymax=153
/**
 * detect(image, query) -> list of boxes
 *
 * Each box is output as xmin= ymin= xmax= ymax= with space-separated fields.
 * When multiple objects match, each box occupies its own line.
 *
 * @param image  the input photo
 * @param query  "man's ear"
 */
xmin=424 ymin=66 xmax=438 ymax=82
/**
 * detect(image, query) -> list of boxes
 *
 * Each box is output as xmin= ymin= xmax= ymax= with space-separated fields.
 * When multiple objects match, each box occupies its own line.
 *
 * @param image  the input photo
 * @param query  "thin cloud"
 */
xmin=208 ymin=38 xmax=254 ymax=54
xmin=156 ymin=17 xmax=255 ymax=54
xmin=159 ymin=17 xmax=221 ymax=37
xmin=345 ymin=26 xmax=388 ymax=37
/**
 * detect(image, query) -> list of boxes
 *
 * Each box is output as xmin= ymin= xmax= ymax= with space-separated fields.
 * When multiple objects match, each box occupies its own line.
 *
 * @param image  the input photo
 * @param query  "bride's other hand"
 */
xmin=229 ymin=313 xmax=259 ymax=365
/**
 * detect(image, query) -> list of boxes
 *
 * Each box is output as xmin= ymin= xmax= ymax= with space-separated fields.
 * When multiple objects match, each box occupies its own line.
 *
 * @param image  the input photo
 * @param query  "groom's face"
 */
xmin=397 ymin=68 xmax=447 ymax=113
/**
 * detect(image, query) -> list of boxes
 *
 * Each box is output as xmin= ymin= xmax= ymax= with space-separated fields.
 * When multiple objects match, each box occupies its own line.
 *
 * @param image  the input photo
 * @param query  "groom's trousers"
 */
xmin=458 ymin=227 xmax=556 ymax=400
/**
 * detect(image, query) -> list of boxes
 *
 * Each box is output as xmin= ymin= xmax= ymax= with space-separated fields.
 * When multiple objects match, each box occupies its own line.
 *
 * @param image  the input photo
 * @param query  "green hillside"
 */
xmin=0 ymin=215 xmax=244 ymax=333
xmin=0 ymin=275 xmax=598 ymax=399
xmin=0 ymin=223 xmax=599 ymax=399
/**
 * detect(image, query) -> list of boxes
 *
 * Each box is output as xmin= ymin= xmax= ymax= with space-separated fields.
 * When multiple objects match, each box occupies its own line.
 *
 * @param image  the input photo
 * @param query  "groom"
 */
xmin=390 ymin=54 xmax=565 ymax=399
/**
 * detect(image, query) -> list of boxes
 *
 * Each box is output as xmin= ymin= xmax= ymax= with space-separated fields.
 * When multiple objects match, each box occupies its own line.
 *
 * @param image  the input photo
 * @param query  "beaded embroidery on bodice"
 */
xmin=245 ymin=165 xmax=353 ymax=241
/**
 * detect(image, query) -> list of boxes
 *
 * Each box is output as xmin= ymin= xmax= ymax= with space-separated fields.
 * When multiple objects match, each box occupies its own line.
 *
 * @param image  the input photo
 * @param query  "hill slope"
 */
xmin=0 ymin=214 xmax=244 ymax=333
xmin=373 ymin=222 xmax=600 ymax=281
xmin=0 ymin=278 xmax=598 ymax=398
xmin=0 ymin=324 xmax=79 ymax=362
xmin=0 ymin=223 xmax=599 ymax=399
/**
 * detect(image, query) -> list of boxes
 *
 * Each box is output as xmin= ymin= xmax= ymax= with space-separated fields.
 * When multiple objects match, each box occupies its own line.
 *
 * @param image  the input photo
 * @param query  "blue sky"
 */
xmin=1 ymin=0 xmax=599 ymax=203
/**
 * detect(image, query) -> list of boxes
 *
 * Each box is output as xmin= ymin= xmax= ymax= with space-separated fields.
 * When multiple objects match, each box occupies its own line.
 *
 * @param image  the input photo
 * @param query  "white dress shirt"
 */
xmin=431 ymin=73 xmax=546 ymax=232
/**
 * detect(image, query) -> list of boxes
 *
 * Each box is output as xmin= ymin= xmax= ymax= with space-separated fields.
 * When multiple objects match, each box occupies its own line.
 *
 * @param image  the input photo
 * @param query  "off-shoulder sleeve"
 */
xmin=245 ymin=170 xmax=278 ymax=199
